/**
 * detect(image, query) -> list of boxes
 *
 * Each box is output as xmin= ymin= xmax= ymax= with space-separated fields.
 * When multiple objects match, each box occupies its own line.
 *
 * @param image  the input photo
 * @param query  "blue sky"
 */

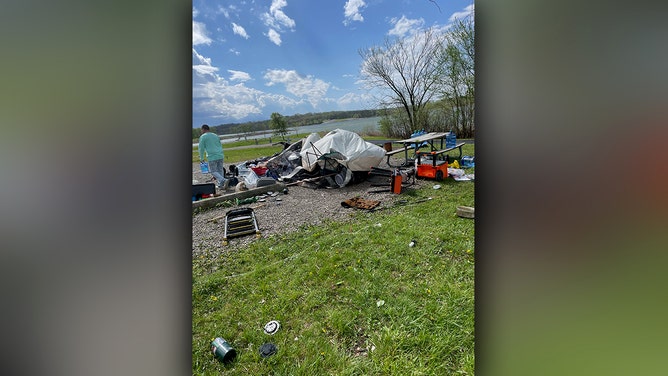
xmin=193 ymin=0 xmax=474 ymax=127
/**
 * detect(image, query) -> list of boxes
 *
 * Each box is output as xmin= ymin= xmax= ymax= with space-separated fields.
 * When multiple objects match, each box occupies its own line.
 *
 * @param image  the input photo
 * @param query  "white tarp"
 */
xmin=299 ymin=129 xmax=386 ymax=172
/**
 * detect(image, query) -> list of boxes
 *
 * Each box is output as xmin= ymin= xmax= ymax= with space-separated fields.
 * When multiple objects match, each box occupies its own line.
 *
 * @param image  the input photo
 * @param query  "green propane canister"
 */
xmin=211 ymin=338 xmax=237 ymax=363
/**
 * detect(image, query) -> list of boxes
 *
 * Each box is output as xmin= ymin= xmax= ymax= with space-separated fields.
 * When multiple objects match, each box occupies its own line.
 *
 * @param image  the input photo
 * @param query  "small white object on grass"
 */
xmin=264 ymin=320 xmax=280 ymax=335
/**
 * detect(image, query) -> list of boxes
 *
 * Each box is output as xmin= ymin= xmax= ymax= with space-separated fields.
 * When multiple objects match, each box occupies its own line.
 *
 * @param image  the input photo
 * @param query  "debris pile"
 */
xmin=230 ymin=129 xmax=387 ymax=189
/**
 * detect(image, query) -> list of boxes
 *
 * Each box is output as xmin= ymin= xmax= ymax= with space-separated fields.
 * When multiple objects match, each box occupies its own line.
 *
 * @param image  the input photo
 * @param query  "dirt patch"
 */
xmin=192 ymin=160 xmax=428 ymax=256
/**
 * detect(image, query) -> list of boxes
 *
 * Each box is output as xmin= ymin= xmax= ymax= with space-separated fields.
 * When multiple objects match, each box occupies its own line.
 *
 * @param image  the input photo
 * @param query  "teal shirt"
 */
xmin=198 ymin=132 xmax=224 ymax=161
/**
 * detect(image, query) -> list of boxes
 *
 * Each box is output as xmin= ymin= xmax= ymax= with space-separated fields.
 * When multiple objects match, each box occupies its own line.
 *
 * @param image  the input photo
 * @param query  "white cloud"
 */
xmin=388 ymin=16 xmax=425 ymax=37
xmin=449 ymin=4 xmax=475 ymax=23
xmin=267 ymin=29 xmax=282 ymax=46
xmin=193 ymin=7 xmax=199 ymax=18
xmin=192 ymin=48 xmax=212 ymax=66
xmin=257 ymin=93 xmax=303 ymax=109
xmin=264 ymin=69 xmax=330 ymax=107
xmin=228 ymin=70 xmax=251 ymax=82
xmin=337 ymin=92 xmax=373 ymax=108
xmin=192 ymin=49 xmax=263 ymax=120
xmin=260 ymin=0 xmax=295 ymax=46
xmin=218 ymin=5 xmax=230 ymax=19
xmin=232 ymin=23 xmax=250 ymax=39
xmin=343 ymin=0 xmax=366 ymax=25
xmin=192 ymin=50 xmax=310 ymax=121
xmin=193 ymin=21 xmax=212 ymax=46
xmin=193 ymin=76 xmax=264 ymax=120
xmin=267 ymin=0 xmax=296 ymax=30
xmin=193 ymin=65 xmax=219 ymax=76
xmin=193 ymin=48 xmax=218 ymax=76
xmin=229 ymin=48 xmax=240 ymax=56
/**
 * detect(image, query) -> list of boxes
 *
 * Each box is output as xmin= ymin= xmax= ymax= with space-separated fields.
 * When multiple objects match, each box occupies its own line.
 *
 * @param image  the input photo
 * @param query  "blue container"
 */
xmin=460 ymin=156 xmax=475 ymax=168
xmin=200 ymin=161 xmax=210 ymax=174
xmin=445 ymin=132 xmax=457 ymax=149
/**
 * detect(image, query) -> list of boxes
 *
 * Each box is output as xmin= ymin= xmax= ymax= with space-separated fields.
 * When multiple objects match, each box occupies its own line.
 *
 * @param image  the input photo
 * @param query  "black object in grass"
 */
xmin=259 ymin=343 xmax=277 ymax=358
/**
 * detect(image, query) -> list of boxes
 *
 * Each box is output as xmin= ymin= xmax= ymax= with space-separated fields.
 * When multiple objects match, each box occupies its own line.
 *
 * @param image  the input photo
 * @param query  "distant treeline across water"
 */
xmin=202 ymin=109 xmax=383 ymax=135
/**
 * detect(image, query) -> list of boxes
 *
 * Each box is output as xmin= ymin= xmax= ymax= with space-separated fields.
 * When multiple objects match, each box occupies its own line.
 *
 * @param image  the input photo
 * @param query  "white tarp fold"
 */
xmin=299 ymin=129 xmax=386 ymax=172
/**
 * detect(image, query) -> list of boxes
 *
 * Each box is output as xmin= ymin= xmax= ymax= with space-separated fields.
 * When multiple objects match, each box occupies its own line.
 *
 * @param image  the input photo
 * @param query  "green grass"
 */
xmin=192 ymin=144 xmax=475 ymax=375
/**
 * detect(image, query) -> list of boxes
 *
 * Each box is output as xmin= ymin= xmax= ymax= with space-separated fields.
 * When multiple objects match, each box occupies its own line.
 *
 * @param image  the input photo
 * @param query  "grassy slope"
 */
xmin=192 ymin=145 xmax=475 ymax=375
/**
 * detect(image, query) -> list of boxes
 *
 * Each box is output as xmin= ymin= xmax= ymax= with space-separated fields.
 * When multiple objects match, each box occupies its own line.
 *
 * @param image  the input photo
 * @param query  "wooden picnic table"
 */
xmin=385 ymin=132 xmax=465 ymax=167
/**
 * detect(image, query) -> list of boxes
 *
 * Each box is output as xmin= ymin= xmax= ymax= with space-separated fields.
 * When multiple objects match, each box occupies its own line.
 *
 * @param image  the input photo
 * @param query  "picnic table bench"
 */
xmin=385 ymin=132 xmax=464 ymax=167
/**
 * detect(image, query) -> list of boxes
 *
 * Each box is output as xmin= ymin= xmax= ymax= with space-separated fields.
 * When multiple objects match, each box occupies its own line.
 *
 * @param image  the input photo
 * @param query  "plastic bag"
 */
xmin=200 ymin=161 xmax=209 ymax=173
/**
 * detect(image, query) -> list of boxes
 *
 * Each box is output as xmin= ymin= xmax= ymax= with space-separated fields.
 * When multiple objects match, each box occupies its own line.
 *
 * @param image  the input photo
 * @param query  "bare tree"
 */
xmin=359 ymin=29 xmax=444 ymax=137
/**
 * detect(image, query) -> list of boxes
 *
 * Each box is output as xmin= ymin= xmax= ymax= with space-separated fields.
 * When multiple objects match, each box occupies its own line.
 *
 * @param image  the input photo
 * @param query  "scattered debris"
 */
xmin=448 ymin=168 xmax=465 ymax=179
xmin=192 ymin=183 xmax=217 ymax=201
xmin=264 ymin=320 xmax=281 ymax=335
xmin=300 ymin=129 xmax=385 ymax=173
xmin=460 ymin=156 xmax=475 ymax=168
xmin=235 ymin=197 xmax=258 ymax=205
xmin=259 ymin=343 xmax=278 ymax=358
xmin=376 ymin=300 xmax=385 ymax=307
xmin=239 ymin=129 xmax=387 ymax=190
xmin=367 ymin=189 xmax=391 ymax=194
xmin=235 ymin=182 xmax=249 ymax=192
xmin=222 ymin=208 xmax=261 ymax=245
xmin=452 ymin=173 xmax=474 ymax=181
xmin=456 ymin=206 xmax=475 ymax=219
xmin=211 ymin=338 xmax=237 ymax=363
xmin=433 ymin=184 xmax=441 ymax=190
xmin=409 ymin=239 xmax=416 ymax=248
xmin=341 ymin=197 xmax=380 ymax=210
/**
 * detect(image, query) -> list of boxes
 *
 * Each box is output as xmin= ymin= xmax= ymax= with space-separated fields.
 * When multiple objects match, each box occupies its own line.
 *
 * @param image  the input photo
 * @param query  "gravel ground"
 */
xmin=192 ymin=160 xmax=429 ymax=255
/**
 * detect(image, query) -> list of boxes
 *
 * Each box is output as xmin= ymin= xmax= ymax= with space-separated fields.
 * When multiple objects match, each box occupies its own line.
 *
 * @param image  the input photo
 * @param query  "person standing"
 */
xmin=198 ymin=124 xmax=229 ymax=190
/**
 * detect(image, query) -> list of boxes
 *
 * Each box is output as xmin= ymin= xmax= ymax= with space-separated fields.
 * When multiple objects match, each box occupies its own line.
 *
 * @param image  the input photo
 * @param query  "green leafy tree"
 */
xmin=438 ymin=16 xmax=474 ymax=138
xmin=269 ymin=112 xmax=289 ymax=140
xmin=238 ymin=123 xmax=253 ymax=140
xmin=192 ymin=127 xmax=203 ymax=141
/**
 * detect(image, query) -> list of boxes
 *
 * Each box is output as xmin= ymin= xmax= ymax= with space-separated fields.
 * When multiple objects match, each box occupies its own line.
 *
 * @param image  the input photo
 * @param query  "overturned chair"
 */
xmin=222 ymin=208 xmax=261 ymax=245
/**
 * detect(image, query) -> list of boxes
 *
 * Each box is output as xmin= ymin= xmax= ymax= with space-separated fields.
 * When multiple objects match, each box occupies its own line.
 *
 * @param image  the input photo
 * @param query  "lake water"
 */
xmin=193 ymin=116 xmax=382 ymax=146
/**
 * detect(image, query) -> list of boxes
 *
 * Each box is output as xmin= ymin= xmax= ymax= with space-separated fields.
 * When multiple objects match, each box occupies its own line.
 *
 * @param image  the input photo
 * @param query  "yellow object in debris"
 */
xmin=451 ymin=160 xmax=460 ymax=168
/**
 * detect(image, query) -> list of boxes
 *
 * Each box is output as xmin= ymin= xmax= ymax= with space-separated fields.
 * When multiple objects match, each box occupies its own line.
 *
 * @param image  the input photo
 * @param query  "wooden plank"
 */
xmin=398 ymin=132 xmax=449 ymax=144
xmin=385 ymin=146 xmax=410 ymax=156
xmin=192 ymin=182 xmax=286 ymax=210
xmin=417 ymin=142 xmax=466 ymax=156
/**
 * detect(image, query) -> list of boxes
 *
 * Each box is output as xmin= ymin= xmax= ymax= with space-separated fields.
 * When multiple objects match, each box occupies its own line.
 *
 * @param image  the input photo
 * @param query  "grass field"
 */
xmin=192 ymin=144 xmax=475 ymax=375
